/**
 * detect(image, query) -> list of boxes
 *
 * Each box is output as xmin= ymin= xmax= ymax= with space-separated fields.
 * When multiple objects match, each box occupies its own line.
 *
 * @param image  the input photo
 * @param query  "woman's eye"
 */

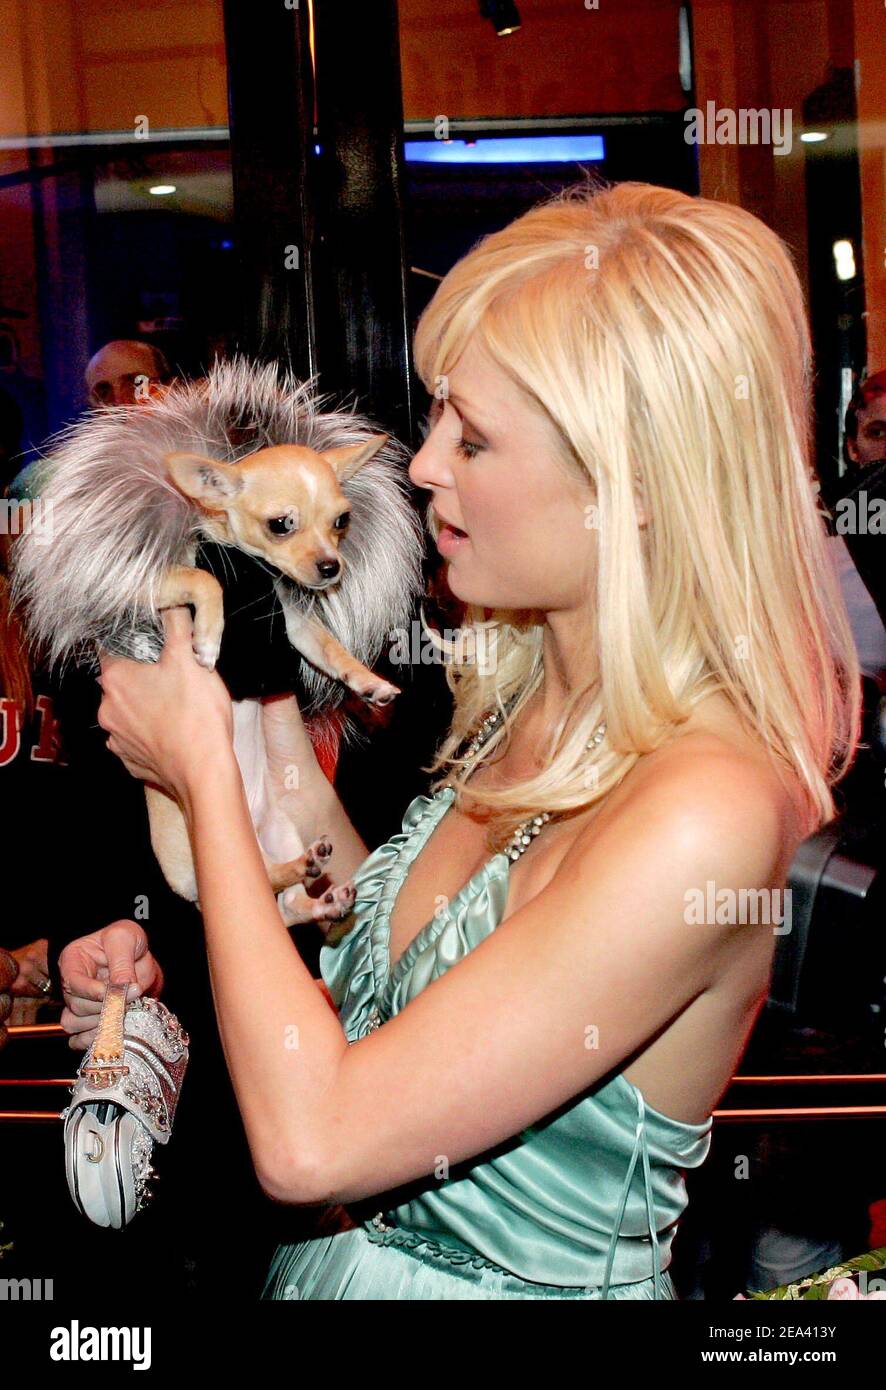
xmin=455 ymin=438 xmax=483 ymax=460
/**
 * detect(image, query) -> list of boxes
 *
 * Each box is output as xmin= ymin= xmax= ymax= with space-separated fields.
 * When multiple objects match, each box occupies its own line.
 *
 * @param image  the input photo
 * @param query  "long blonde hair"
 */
xmin=413 ymin=180 xmax=862 ymax=850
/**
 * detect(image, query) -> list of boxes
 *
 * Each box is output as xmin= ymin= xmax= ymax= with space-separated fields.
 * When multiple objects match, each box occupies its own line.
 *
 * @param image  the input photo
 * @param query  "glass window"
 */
xmin=0 ymin=0 xmax=233 ymax=486
xmin=398 ymin=0 xmax=880 ymax=494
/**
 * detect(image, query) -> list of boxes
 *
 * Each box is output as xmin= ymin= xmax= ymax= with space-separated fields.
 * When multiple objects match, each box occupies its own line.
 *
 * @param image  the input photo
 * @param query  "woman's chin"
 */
xmin=443 ymin=566 xmax=482 ymax=606
xmin=441 ymin=556 xmax=525 ymax=613
xmin=446 ymin=576 xmax=507 ymax=612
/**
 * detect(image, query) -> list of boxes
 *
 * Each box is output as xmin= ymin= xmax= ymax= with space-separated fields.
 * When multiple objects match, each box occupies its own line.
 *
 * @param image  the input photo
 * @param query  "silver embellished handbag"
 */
xmin=61 ymin=981 xmax=189 ymax=1229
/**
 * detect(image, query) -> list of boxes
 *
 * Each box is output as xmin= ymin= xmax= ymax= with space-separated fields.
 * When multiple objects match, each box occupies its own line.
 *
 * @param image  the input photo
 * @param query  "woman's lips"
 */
xmin=436 ymin=522 xmax=469 ymax=555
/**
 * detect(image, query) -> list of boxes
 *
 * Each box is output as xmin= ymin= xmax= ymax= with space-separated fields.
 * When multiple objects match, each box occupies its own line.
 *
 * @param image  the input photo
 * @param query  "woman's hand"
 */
xmin=10 ymin=938 xmax=50 ymax=997
xmin=59 ymin=921 xmax=164 ymax=1052
xmin=98 ymin=606 xmax=235 ymax=804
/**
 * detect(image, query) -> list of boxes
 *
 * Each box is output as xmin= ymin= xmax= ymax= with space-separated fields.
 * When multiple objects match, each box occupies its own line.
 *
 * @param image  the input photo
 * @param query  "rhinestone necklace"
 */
xmin=443 ymin=701 xmax=607 ymax=862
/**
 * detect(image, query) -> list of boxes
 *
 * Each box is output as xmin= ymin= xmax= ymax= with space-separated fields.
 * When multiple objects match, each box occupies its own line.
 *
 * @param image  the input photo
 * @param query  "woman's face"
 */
xmin=408 ymin=338 xmax=596 ymax=613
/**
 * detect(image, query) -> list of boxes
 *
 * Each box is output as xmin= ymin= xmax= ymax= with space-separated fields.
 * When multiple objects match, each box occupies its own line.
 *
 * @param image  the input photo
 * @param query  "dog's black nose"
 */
xmin=316 ymin=558 xmax=340 ymax=580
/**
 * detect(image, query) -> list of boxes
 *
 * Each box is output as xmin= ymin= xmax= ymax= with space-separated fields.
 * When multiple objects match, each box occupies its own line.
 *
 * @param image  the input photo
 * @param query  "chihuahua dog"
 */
xmin=159 ymin=439 xmax=400 ymax=691
xmin=144 ymin=436 xmax=401 ymax=914
xmin=11 ymin=358 xmax=425 ymax=925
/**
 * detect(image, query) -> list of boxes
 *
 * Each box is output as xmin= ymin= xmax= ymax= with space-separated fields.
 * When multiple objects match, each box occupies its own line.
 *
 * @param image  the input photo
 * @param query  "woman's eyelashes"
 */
xmin=454 ymin=436 xmax=484 ymax=460
xmin=451 ymin=417 xmax=487 ymax=460
xmin=418 ymin=395 xmax=485 ymax=456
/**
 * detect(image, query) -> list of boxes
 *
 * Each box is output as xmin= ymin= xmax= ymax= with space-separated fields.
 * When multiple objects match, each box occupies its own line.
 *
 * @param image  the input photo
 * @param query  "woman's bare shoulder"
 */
xmin=577 ymin=722 xmax=804 ymax=892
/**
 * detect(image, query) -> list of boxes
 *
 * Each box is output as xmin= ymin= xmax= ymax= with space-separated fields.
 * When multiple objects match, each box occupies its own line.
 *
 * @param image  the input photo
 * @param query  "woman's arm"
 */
xmin=180 ymin=737 xmax=784 ymax=1208
xmin=96 ymin=610 xmax=786 ymax=1210
xmin=180 ymin=748 xmax=351 ymax=1188
xmin=93 ymin=610 xmax=367 ymax=1185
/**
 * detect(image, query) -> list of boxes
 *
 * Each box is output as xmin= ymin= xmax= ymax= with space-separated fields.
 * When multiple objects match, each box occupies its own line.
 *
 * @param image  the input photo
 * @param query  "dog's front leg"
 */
xmin=155 ymin=564 xmax=225 ymax=669
xmin=280 ymin=610 xmax=400 ymax=707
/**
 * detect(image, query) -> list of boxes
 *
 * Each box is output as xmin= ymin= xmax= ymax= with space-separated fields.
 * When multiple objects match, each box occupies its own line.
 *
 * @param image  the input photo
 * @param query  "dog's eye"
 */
xmin=267 ymin=515 xmax=296 ymax=536
xmin=334 ymin=512 xmax=351 ymax=531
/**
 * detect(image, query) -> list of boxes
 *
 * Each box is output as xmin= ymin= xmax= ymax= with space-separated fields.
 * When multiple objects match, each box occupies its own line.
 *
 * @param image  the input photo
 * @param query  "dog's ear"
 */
xmin=320 ymin=434 xmax=389 ymax=483
xmin=164 ymin=452 xmax=245 ymax=510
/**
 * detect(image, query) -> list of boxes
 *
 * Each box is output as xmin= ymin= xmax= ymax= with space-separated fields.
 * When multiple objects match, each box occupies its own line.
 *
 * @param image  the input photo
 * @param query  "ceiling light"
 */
xmin=479 ymin=1 xmax=521 ymax=37
xmin=148 ymin=184 xmax=177 ymax=195
xmin=833 ymin=239 xmax=856 ymax=281
xmin=405 ymin=134 xmax=605 ymax=165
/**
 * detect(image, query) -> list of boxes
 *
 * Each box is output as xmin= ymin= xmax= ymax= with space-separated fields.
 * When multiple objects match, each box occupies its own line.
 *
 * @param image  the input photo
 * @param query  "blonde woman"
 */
xmin=62 ymin=182 xmax=861 ymax=1301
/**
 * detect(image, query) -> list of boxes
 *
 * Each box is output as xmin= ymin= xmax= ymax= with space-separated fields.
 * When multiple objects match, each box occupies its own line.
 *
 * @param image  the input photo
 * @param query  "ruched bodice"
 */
xmin=263 ymin=786 xmax=713 ymax=1300
xmin=310 ymin=785 xmax=714 ymax=1297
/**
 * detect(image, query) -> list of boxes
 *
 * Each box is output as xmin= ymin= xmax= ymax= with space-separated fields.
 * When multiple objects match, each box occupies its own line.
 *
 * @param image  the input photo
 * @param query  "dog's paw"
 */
xmin=304 ymin=836 xmax=333 ymax=878
xmin=348 ymin=674 xmax=401 ymax=707
xmin=193 ymin=639 xmax=220 ymax=670
xmin=315 ymin=881 xmax=357 ymax=921
xmin=277 ymin=878 xmax=355 ymax=929
xmin=371 ymin=681 xmax=400 ymax=707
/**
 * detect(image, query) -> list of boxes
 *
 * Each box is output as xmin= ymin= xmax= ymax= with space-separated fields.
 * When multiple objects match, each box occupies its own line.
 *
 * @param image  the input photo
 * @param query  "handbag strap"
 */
xmin=82 ymin=980 xmax=131 ymax=1090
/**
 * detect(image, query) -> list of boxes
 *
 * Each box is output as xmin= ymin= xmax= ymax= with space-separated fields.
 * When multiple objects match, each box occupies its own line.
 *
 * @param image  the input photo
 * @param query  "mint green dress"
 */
xmin=263 ymin=787 xmax=713 ymax=1301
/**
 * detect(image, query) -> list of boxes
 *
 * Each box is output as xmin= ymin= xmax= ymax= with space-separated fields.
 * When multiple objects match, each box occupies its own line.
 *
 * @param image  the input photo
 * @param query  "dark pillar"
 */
xmin=222 ymin=0 xmax=317 ymax=377
xmin=311 ymin=0 xmax=416 ymax=440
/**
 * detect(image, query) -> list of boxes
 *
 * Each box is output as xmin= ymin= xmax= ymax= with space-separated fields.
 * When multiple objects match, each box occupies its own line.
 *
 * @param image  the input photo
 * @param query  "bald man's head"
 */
xmin=85 ymin=340 xmax=171 ymax=407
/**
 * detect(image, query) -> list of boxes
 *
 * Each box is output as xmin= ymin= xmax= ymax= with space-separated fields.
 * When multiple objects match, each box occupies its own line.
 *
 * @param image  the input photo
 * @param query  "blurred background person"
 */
xmin=736 ymin=371 xmax=886 ymax=1296
xmin=0 ymin=949 xmax=17 ymax=1051
xmin=5 ymin=339 xmax=174 ymax=504
xmin=84 ymin=338 xmax=172 ymax=408
xmin=828 ymin=369 xmax=886 ymax=678
xmin=845 ymin=368 xmax=886 ymax=469
xmin=0 ymin=526 xmax=60 ymax=1012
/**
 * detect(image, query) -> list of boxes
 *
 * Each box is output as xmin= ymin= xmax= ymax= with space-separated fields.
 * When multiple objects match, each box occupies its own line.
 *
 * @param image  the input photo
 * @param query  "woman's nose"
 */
xmin=408 ymin=433 xmax=453 ymax=492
